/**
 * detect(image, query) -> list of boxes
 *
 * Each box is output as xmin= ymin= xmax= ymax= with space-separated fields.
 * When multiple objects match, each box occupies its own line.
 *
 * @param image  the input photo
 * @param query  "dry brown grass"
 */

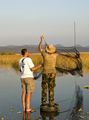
xmin=0 ymin=53 xmax=89 ymax=71
xmin=80 ymin=53 xmax=89 ymax=71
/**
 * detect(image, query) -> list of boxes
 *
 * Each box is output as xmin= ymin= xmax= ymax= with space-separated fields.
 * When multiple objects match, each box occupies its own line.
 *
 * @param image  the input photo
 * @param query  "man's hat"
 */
xmin=46 ymin=44 xmax=56 ymax=53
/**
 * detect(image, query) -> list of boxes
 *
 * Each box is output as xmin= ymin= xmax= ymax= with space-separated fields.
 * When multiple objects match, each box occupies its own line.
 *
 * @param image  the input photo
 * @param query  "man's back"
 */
xmin=41 ymin=51 xmax=58 ymax=73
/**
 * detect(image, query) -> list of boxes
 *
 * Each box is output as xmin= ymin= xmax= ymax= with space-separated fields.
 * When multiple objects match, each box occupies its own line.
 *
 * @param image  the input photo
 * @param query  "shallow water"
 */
xmin=0 ymin=67 xmax=89 ymax=120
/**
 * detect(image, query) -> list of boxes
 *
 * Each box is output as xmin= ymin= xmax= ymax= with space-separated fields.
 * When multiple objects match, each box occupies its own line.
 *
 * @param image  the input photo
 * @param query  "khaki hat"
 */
xmin=46 ymin=44 xmax=56 ymax=53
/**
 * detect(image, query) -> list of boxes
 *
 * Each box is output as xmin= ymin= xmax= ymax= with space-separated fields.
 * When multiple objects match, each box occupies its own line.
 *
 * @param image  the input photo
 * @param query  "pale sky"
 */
xmin=0 ymin=0 xmax=89 ymax=46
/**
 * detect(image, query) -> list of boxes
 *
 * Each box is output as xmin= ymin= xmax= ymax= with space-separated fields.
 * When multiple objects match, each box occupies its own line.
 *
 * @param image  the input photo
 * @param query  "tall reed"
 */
xmin=0 ymin=53 xmax=89 ymax=71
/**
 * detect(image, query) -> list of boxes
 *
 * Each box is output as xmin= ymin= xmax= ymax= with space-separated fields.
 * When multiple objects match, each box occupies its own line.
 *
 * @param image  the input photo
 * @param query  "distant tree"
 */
xmin=1 ymin=52 xmax=15 ymax=55
xmin=1 ymin=53 xmax=9 ymax=55
xmin=9 ymin=52 xmax=15 ymax=55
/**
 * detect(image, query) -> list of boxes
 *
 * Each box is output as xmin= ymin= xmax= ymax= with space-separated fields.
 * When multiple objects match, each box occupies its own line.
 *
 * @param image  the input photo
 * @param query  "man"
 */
xmin=19 ymin=49 xmax=42 ymax=112
xmin=38 ymin=36 xmax=58 ymax=107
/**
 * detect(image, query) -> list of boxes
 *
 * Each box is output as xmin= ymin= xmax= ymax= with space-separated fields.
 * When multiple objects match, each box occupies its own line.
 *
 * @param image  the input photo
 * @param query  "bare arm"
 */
xmin=38 ymin=36 xmax=43 ymax=52
xmin=30 ymin=64 xmax=43 ymax=71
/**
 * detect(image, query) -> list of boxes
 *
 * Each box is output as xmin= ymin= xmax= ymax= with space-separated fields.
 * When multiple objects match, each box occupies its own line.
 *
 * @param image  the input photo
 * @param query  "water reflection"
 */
xmin=66 ymin=85 xmax=83 ymax=120
xmin=40 ymin=111 xmax=59 ymax=120
xmin=22 ymin=112 xmax=31 ymax=120
xmin=0 ymin=67 xmax=89 ymax=119
xmin=22 ymin=111 xmax=59 ymax=120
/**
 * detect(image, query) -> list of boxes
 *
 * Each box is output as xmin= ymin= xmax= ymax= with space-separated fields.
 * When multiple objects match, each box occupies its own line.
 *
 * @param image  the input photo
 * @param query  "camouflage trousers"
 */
xmin=41 ymin=73 xmax=56 ymax=106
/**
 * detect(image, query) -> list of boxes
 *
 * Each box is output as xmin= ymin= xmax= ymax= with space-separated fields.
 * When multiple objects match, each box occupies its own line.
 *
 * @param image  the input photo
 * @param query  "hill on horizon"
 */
xmin=0 ymin=44 xmax=89 ymax=54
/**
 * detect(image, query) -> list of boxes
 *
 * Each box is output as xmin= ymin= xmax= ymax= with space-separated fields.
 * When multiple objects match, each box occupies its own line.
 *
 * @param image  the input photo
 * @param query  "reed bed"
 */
xmin=0 ymin=53 xmax=89 ymax=71
xmin=80 ymin=53 xmax=89 ymax=71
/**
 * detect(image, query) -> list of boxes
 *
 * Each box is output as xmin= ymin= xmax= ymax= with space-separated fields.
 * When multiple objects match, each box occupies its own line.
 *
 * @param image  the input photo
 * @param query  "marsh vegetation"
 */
xmin=0 ymin=53 xmax=89 ymax=72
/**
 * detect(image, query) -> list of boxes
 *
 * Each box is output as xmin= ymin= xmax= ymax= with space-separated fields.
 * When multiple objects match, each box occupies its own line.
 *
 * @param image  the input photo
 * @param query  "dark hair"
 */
xmin=21 ymin=49 xmax=28 ymax=55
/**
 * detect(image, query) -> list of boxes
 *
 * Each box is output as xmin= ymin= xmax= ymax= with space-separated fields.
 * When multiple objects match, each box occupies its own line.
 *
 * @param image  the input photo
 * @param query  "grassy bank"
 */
xmin=0 ymin=53 xmax=89 ymax=71
xmin=0 ymin=53 xmax=42 ymax=70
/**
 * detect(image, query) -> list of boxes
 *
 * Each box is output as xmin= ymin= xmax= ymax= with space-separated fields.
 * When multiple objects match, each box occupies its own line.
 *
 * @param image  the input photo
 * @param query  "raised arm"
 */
xmin=38 ymin=36 xmax=43 ymax=52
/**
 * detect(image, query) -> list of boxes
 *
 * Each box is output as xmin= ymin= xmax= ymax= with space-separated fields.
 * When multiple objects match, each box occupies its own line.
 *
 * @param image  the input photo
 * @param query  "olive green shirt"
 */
xmin=41 ymin=50 xmax=58 ymax=73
